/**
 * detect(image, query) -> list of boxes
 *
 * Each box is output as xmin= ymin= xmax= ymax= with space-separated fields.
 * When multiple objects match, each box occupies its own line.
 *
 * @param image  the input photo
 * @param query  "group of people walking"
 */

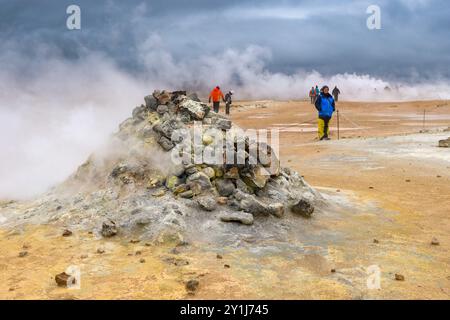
xmin=208 ymin=84 xmax=340 ymax=141
xmin=310 ymin=85 xmax=341 ymax=140
xmin=208 ymin=86 xmax=233 ymax=115
xmin=309 ymin=85 xmax=340 ymax=103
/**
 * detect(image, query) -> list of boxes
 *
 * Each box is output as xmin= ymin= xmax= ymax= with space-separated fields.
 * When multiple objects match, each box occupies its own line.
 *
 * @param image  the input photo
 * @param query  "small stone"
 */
xmin=369 ymin=186 xmax=374 ymax=189
xmin=130 ymin=239 xmax=140 ymax=244
xmin=220 ymin=212 xmax=254 ymax=225
xmin=18 ymin=251 xmax=28 ymax=258
xmin=156 ymin=104 xmax=169 ymax=115
xmin=431 ymin=238 xmax=440 ymax=246
xmin=196 ymin=196 xmax=217 ymax=211
xmin=140 ymin=258 xmax=146 ymax=263
xmin=331 ymin=269 xmax=336 ymax=273
xmin=62 ymin=229 xmax=73 ymax=237
xmin=80 ymin=254 xmax=88 ymax=259
xmin=215 ymin=179 xmax=236 ymax=197
xmin=101 ymin=220 xmax=118 ymax=238
xmin=405 ymin=179 xmax=411 ymax=182
xmin=224 ymin=264 xmax=231 ymax=268
xmin=135 ymin=250 xmax=142 ymax=255
xmin=438 ymin=138 xmax=450 ymax=148
xmin=179 ymin=190 xmax=194 ymax=199
xmin=55 ymin=272 xmax=75 ymax=287
xmin=97 ymin=248 xmax=105 ymax=254
xmin=373 ymin=239 xmax=379 ymax=244
xmin=202 ymin=167 xmax=215 ymax=179
xmin=185 ymin=279 xmax=199 ymax=292
xmin=291 ymin=198 xmax=314 ymax=217
xmin=268 ymin=203 xmax=285 ymax=218
xmin=395 ymin=274 xmax=405 ymax=281
xmin=216 ymin=254 xmax=223 ymax=259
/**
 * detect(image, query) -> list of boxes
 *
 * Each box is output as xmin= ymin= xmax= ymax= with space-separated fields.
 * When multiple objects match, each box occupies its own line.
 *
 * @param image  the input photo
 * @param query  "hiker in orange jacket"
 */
xmin=208 ymin=86 xmax=225 ymax=113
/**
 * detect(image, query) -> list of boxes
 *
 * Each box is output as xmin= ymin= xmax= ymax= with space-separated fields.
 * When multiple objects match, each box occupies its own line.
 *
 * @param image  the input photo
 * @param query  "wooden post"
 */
xmin=422 ymin=109 xmax=426 ymax=131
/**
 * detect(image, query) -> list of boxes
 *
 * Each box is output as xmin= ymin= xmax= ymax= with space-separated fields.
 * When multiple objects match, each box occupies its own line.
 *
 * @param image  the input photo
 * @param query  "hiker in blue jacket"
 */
xmin=314 ymin=85 xmax=335 ymax=140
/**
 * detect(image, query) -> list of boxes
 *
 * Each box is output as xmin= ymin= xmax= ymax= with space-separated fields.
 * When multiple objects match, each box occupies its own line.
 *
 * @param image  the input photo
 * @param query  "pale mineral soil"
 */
xmin=1 ymin=99 xmax=449 ymax=300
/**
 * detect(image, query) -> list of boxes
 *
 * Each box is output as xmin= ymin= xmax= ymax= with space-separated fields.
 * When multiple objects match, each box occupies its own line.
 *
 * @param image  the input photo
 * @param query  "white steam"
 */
xmin=1 ymin=39 xmax=449 ymax=199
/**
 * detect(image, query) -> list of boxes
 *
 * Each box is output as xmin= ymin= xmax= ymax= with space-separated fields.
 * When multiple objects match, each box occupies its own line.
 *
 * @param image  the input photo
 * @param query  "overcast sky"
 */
xmin=1 ymin=0 xmax=449 ymax=81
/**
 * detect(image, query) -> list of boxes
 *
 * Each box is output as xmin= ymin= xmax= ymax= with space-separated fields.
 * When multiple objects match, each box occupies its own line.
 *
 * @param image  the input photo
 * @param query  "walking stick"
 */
xmin=337 ymin=110 xmax=340 ymax=140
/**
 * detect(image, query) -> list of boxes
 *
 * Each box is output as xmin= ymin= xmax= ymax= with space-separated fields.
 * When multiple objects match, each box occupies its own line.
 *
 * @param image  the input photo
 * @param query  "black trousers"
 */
xmin=213 ymin=102 xmax=220 ymax=113
xmin=319 ymin=116 xmax=331 ymax=139
xmin=225 ymin=103 xmax=231 ymax=115
xmin=333 ymin=94 xmax=339 ymax=102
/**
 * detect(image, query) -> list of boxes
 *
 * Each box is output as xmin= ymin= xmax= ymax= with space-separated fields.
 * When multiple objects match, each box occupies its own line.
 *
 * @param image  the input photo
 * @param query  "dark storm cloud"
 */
xmin=1 ymin=0 xmax=449 ymax=80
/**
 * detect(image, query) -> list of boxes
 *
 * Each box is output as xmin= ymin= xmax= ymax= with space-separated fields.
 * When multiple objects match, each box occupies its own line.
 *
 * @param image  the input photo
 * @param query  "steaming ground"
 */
xmin=0 ymin=98 xmax=449 ymax=299
xmin=2 ymin=45 xmax=450 ymax=198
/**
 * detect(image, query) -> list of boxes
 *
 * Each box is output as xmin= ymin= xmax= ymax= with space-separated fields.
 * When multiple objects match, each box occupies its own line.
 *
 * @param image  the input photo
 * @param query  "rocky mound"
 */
xmin=0 ymin=90 xmax=323 ymax=245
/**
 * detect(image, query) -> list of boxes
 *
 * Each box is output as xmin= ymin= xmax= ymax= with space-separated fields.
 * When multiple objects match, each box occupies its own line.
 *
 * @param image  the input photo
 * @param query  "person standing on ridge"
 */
xmin=314 ymin=85 xmax=335 ymax=141
xmin=315 ymin=85 xmax=320 ymax=97
xmin=332 ymin=86 xmax=341 ymax=102
xmin=224 ymin=90 xmax=233 ymax=115
xmin=309 ymin=87 xmax=316 ymax=104
xmin=208 ymin=86 xmax=225 ymax=113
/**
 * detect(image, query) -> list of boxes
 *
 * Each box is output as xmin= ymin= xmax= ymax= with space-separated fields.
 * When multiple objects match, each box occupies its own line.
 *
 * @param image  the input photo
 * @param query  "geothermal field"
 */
xmin=0 ymin=93 xmax=448 ymax=300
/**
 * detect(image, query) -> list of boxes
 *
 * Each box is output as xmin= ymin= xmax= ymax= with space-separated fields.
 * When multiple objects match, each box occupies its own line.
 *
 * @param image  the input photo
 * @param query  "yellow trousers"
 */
xmin=318 ymin=117 xmax=331 ymax=139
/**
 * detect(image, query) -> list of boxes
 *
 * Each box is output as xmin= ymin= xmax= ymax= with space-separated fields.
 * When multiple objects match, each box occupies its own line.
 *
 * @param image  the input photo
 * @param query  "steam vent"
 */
xmin=2 ymin=90 xmax=323 ymax=245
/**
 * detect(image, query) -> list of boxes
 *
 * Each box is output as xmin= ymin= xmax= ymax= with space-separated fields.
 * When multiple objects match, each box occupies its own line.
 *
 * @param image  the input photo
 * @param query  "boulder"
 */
xmin=438 ymin=137 xmax=450 ymax=148
xmin=101 ymin=220 xmax=118 ymax=237
xmin=241 ymin=166 xmax=269 ymax=189
xmin=268 ymin=203 xmax=285 ymax=218
xmin=196 ymin=196 xmax=217 ymax=211
xmin=178 ymin=99 xmax=210 ymax=120
xmin=186 ymin=172 xmax=213 ymax=190
xmin=291 ymin=198 xmax=314 ymax=217
xmin=179 ymin=190 xmax=194 ymax=199
xmin=153 ymin=118 xmax=179 ymax=139
xmin=166 ymin=176 xmax=183 ymax=190
xmin=202 ymin=167 xmax=216 ymax=179
xmin=153 ymin=90 xmax=172 ymax=105
xmin=157 ymin=135 xmax=175 ymax=151
xmin=215 ymin=179 xmax=236 ymax=197
xmin=220 ymin=212 xmax=254 ymax=225
xmin=144 ymin=95 xmax=158 ymax=110
xmin=156 ymin=104 xmax=169 ymax=115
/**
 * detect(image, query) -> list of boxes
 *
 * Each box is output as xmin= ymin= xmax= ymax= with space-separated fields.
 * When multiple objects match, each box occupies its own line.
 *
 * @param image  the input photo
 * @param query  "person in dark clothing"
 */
xmin=314 ymin=85 xmax=336 ymax=140
xmin=224 ymin=90 xmax=233 ymax=115
xmin=332 ymin=86 xmax=341 ymax=102
xmin=309 ymin=87 xmax=316 ymax=104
